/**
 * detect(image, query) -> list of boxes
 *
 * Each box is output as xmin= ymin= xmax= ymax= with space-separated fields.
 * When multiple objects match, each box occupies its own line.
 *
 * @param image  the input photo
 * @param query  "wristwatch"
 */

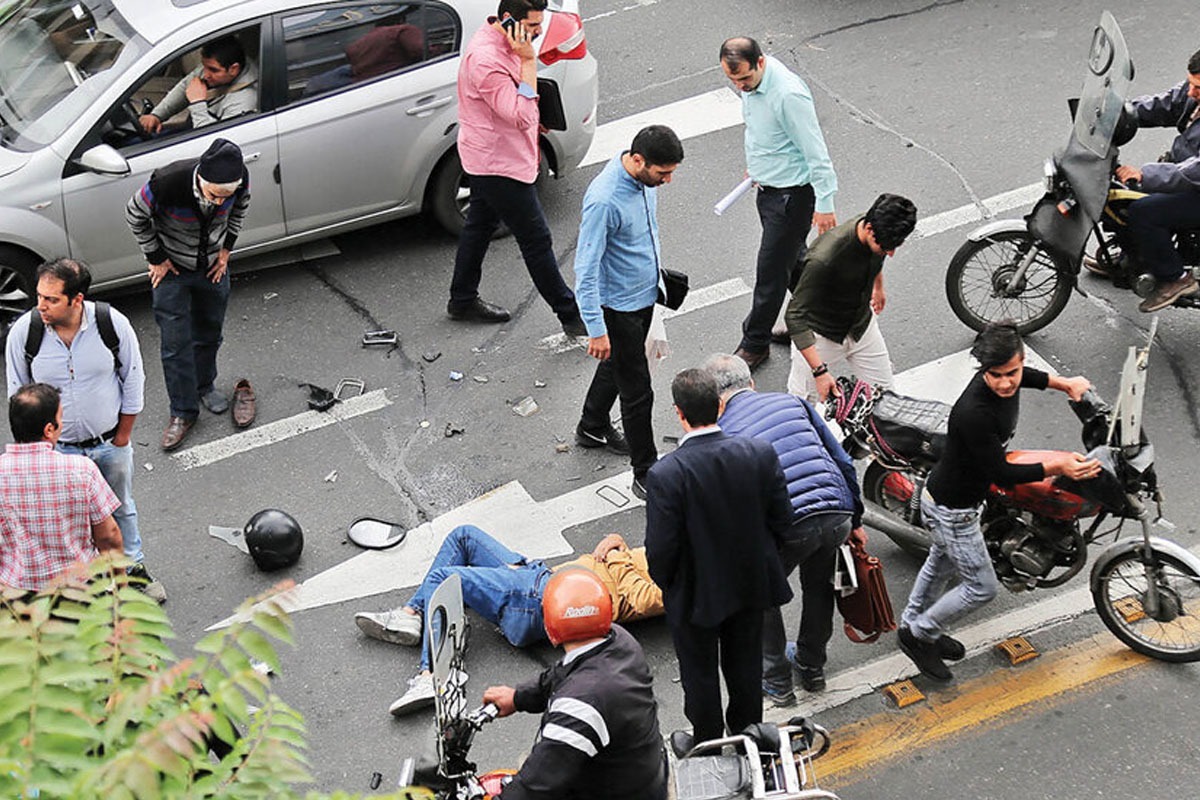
xmin=811 ymin=363 xmax=829 ymax=377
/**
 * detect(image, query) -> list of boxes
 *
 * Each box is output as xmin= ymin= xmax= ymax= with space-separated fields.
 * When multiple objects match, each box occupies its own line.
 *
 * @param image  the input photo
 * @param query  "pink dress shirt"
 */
xmin=456 ymin=21 xmax=541 ymax=184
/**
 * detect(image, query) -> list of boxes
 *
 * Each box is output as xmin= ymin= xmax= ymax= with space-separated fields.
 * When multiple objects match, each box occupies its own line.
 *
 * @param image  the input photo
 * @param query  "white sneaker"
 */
xmin=355 ymin=609 xmax=421 ymax=646
xmin=389 ymin=672 xmax=436 ymax=716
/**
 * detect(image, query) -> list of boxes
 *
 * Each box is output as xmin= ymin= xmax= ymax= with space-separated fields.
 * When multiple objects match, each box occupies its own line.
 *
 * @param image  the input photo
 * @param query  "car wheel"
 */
xmin=427 ymin=150 xmax=553 ymax=239
xmin=428 ymin=150 xmax=472 ymax=237
xmin=0 ymin=245 xmax=38 ymax=340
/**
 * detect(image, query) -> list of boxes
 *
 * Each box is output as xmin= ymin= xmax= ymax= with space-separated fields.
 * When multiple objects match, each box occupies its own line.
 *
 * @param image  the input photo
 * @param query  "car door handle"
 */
xmin=406 ymin=97 xmax=453 ymax=116
xmin=243 ymin=152 xmax=261 ymax=163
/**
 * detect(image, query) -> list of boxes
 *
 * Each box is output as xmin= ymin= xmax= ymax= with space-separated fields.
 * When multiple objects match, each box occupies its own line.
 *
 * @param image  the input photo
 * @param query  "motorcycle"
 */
xmin=394 ymin=575 xmax=843 ymax=799
xmin=827 ymin=320 xmax=1200 ymax=663
xmin=945 ymin=11 xmax=1200 ymax=334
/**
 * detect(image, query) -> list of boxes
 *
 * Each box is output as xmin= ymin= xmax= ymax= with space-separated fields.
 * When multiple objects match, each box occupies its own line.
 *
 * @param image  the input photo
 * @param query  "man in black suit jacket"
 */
xmin=645 ymin=368 xmax=793 ymax=745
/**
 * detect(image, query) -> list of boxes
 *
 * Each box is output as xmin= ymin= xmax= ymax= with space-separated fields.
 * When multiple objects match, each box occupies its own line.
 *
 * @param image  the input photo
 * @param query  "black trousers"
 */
xmin=578 ymin=305 xmax=657 ymax=478
xmin=762 ymin=513 xmax=851 ymax=692
xmin=739 ymin=184 xmax=816 ymax=354
xmin=669 ymin=606 xmax=765 ymax=743
xmin=449 ymin=173 xmax=578 ymax=321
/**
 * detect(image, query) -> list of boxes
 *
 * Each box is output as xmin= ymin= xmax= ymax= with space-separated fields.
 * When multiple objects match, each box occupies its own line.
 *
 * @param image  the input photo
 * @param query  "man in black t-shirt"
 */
xmin=897 ymin=323 xmax=1101 ymax=682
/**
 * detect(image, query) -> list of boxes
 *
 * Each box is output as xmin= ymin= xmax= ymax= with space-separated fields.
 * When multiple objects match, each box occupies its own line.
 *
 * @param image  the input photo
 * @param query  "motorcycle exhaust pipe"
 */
xmin=861 ymin=502 xmax=932 ymax=554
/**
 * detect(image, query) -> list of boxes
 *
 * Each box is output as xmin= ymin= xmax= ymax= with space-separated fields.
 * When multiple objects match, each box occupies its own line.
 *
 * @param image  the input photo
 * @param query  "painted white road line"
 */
xmin=582 ymin=0 xmax=659 ymax=24
xmin=537 ymin=277 xmax=753 ymax=352
xmin=173 ymin=389 xmax=393 ymax=470
xmin=763 ymin=583 xmax=1095 ymax=723
xmin=658 ymin=277 xmax=752 ymax=320
xmin=209 ymin=471 xmax=643 ymax=629
xmin=580 ymin=87 xmax=743 ymax=168
xmin=893 ymin=345 xmax=1055 ymax=404
xmin=912 ymin=182 xmax=1042 ymax=241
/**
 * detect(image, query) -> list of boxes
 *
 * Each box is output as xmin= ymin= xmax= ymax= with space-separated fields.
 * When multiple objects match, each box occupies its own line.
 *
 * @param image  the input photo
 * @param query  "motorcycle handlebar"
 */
xmin=468 ymin=703 xmax=500 ymax=727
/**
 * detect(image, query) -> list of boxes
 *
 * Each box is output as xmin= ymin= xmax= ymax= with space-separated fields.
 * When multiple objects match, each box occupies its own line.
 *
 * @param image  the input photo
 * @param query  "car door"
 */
xmin=272 ymin=1 xmax=460 ymax=235
xmin=59 ymin=24 xmax=284 ymax=285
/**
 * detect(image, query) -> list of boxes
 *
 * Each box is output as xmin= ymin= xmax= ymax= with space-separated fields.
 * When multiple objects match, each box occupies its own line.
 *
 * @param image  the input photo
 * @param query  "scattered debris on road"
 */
xmin=324 ymin=469 xmax=339 ymax=483
xmin=449 ymin=371 xmax=464 ymax=382
xmin=445 ymin=422 xmax=465 ymax=437
xmin=422 ymin=351 xmax=442 ymax=363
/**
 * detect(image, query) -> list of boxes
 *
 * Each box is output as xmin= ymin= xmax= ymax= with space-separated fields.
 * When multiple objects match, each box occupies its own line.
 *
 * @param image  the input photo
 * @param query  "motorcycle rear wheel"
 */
xmin=1092 ymin=548 xmax=1200 ymax=663
xmin=861 ymin=461 xmax=931 ymax=559
xmin=946 ymin=231 xmax=1073 ymax=334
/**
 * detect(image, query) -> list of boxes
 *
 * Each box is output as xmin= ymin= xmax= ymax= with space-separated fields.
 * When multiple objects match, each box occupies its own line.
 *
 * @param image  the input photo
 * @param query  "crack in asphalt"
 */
xmin=305 ymin=263 xmax=415 ymax=369
xmin=802 ymin=0 xmax=966 ymax=43
xmin=1150 ymin=325 xmax=1200 ymax=442
xmin=785 ymin=46 xmax=987 ymax=215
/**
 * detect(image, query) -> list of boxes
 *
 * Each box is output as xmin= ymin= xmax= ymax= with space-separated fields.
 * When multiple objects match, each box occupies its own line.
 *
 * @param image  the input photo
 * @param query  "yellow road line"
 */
xmin=818 ymin=634 xmax=1149 ymax=789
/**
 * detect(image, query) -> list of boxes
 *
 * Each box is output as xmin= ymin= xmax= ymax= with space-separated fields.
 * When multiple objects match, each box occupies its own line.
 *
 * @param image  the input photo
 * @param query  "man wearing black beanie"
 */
xmin=125 ymin=138 xmax=253 ymax=450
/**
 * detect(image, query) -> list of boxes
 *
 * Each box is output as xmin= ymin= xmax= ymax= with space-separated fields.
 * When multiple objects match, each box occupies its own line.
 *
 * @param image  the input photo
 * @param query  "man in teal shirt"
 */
xmin=574 ymin=126 xmax=684 ymax=500
xmin=720 ymin=36 xmax=838 ymax=371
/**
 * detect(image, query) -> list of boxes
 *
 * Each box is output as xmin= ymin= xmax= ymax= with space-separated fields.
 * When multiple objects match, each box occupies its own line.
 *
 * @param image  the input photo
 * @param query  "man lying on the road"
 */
xmin=353 ymin=524 xmax=663 ymax=716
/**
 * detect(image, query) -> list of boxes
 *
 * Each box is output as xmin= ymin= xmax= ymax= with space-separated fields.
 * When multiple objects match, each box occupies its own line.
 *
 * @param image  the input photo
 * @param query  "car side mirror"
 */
xmin=75 ymin=144 xmax=130 ymax=176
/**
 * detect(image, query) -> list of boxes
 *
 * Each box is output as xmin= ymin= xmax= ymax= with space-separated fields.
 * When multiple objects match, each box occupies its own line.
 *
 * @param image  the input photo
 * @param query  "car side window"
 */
xmin=98 ymin=24 xmax=263 ymax=153
xmin=280 ymin=2 xmax=458 ymax=104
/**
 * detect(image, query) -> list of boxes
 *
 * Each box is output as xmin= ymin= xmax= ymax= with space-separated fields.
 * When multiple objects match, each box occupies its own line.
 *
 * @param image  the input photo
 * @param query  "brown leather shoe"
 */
xmin=734 ymin=347 xmax=770 ymax=371
xmin=161 ymin=417 xmax=195 ymax=451
xmin=232 ymin=379 xmax=256 ymax=428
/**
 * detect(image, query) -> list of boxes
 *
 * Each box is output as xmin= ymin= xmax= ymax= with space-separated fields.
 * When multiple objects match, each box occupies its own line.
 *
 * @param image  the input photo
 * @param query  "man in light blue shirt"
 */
xmin=5 ymin=258 xmax=165 ymax=603
xmin=720 ymin=36 xmax=838 ymax=371
xmin=574 ymin=125 xmax=684 ymax=500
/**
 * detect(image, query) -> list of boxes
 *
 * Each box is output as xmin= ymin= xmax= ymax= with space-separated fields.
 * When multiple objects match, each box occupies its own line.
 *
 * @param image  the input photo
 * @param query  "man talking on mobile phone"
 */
xmin=447 ymin=0 xmax=587 ymax=337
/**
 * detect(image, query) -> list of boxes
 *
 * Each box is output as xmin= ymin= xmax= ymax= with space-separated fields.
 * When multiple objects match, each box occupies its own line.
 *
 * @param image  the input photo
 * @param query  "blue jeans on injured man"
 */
xmin=900 ymin=492 xmax=999 ymax=643
xmin=406 ymin=524 xmax=551 ymax=671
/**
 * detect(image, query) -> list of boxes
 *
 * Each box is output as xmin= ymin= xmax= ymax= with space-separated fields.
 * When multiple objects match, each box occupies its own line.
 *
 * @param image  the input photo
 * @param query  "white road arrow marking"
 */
xmin=208 ymin=471 xmax=642 ymax=629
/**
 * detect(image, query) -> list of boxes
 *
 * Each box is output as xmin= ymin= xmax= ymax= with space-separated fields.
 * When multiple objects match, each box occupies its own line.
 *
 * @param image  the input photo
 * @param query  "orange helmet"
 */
xmin=542 ymin=568 xmax=613 ymax=646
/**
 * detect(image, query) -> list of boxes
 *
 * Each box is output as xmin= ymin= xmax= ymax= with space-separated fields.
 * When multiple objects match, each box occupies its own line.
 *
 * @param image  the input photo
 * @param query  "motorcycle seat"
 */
xmin=870 ymin=391 xmax=951 ymax=464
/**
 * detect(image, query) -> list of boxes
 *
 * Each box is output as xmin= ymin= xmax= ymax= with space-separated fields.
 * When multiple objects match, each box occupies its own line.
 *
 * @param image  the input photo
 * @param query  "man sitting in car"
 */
xmin=139 ymin=35 xmax=258 ymax=134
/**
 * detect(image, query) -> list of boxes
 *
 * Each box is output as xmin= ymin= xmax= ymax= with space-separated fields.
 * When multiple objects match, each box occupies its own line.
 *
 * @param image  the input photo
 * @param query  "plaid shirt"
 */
xmin=0 ymin=442 xmax=120 ymax=591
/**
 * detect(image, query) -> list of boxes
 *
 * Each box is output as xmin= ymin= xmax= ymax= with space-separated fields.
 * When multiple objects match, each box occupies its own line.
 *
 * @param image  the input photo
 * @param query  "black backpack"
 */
xmin=24 ymin=302 xmax=122 ymax=373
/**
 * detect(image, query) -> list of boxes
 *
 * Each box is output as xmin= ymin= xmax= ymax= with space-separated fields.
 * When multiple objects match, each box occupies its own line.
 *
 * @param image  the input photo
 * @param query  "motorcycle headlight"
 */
xmin=1043 ymin=158 xmax=1058 ymax=193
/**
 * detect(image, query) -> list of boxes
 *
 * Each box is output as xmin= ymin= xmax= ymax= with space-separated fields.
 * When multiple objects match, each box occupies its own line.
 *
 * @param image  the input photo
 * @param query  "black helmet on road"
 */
xmin=244 ymin=509 xmax=303 ymax=571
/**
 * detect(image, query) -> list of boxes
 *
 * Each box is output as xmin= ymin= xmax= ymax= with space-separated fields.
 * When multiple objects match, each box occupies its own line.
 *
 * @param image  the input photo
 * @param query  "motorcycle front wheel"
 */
xmin=1092 ymin=548 xmax=1200 ymax=663
xmin=946 ymin=231 xmax=1073 ymax=334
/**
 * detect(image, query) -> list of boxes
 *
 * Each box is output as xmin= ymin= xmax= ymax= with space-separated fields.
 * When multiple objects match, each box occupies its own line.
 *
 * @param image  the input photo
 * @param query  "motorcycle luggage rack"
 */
xmin=675 ymin=722 xmax=838 ymax=800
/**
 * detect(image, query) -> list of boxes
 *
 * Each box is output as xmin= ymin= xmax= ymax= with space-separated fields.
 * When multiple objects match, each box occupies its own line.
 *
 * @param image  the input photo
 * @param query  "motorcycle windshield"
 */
xmin=1074 ymin=11 xmax=1133 ymax=158
xmin=1028 ymin=12 xmax=1134 ymax=265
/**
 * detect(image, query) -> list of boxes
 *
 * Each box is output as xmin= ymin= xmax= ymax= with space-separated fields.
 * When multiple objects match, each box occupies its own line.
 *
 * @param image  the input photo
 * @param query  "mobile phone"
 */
xmin=501 ymin=16 xmax=518 ymax=35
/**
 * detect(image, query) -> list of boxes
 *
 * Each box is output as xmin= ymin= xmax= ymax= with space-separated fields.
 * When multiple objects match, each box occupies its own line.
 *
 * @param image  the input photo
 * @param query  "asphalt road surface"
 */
xmin=4 ymin=1 xmax=1200 ymax=796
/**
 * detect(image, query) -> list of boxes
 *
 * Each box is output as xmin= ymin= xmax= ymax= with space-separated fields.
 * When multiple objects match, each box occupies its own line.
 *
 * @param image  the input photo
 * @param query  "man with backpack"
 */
xmin=5 ymin=258 xmax=165 ymax=603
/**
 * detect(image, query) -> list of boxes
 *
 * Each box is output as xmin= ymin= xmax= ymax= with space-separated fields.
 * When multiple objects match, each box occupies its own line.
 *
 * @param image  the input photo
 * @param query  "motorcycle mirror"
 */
xmin=347 ymin=517 xmax=406 ymax=550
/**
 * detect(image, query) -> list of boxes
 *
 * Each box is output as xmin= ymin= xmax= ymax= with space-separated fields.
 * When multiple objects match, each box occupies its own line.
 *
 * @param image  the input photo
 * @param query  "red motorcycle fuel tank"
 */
xmin=988 ymin=451 xmax=1099 ymax=520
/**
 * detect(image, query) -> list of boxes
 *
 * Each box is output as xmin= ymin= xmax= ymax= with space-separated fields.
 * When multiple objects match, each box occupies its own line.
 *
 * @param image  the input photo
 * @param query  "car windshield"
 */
xmin=0 ymin=0 xmax=146 ymax=151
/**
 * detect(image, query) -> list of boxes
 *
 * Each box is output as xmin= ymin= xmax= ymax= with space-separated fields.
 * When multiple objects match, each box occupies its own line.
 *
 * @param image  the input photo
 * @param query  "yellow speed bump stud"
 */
xmin=882 ymin=679 xmax=925 ymax=708
xmin=995 ymin=635 xmax=1039 ymax=665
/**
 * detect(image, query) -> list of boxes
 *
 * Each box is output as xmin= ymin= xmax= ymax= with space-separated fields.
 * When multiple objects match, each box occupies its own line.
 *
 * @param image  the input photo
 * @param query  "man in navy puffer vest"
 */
xmin=704 ymin=353 xmax=866 ymax=706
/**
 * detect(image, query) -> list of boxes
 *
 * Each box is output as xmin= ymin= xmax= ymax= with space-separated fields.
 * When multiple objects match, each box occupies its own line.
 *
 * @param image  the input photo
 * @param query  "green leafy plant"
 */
xmin=0 ymin=556 xmax=418 ymax=800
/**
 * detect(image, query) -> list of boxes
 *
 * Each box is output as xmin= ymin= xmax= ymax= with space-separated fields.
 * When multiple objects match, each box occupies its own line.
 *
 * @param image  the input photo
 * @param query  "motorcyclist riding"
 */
xmin=1101 ymin=48 xmax=1200 ymax=312
xmin=480 ymin=568 xmax=668 ymax=800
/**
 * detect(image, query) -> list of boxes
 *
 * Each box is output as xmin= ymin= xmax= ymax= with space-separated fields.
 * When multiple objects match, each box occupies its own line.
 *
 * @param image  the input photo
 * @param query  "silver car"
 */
xmin=0 ymin=0 xmax=597 ymax=331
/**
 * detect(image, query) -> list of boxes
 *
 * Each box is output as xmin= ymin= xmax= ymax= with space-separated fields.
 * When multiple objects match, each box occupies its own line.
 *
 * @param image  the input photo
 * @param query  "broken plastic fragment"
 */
xmin=324 ymin=470 xmax=338 ymax=483
xmin=449 ymin=371 xmax=464 ymax=382
xmin=472 ymin=375 xmax=489 ymax=383
xmin=209 ymin=525 xmax=250 ymax=555
xmin=512 ymin=396 xmax=539 ymax=417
